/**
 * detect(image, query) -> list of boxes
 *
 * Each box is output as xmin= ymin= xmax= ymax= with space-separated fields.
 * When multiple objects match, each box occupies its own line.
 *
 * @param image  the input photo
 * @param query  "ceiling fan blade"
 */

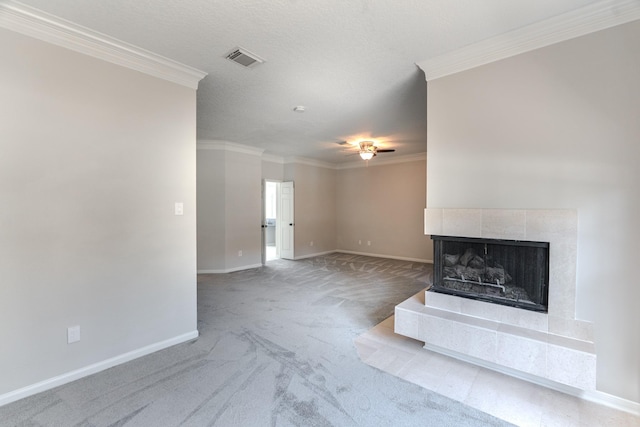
xmin=376 ymin=149 xmax=395 ymax=153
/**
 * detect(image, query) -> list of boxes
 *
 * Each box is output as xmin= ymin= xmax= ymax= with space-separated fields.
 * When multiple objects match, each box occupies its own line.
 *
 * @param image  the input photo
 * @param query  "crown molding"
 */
xmin=417 ymin=0 xmax=640 ymax=81
xmin=335 ymin=152 xmax=426 ymax=170
xmin=261 ymin=153 xmax=285 ymax=164
xmin=0 ymin=1 xmax=207 ymax=89
xmin=262 ymin=152 xmax=427 ymax=169
xmin=197 ymin=140 xmax=265 ymax=156
xmin=284 ymin=156 xmax=337 ymax=170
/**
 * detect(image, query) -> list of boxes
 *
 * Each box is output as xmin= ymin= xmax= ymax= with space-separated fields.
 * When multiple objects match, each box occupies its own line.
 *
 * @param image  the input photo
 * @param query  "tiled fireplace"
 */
xmin=394 ymin=208 xmax=596 ymax=391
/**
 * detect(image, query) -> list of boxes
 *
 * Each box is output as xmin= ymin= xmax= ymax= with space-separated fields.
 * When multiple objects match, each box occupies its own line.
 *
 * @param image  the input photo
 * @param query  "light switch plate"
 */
xmin=68 ymin=325 xmax=80 ymax=344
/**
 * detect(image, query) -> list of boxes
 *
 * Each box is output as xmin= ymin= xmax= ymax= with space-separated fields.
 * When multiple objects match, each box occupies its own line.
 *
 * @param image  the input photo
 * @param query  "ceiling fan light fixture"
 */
xmin=358 ymin=140 xmax=376 ymax=160
xmin=359 ymin=151 xmax=374 ymax=160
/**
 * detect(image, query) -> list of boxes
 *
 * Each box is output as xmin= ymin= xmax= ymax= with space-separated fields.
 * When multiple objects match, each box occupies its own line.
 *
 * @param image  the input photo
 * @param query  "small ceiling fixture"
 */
xmin=359 ymin=149 xmax=374 ymax=160
xmin=358 ymin=140 xmax=394 ymax=160
xmin=293 ymin=106 xmax=305 ymax=112
xmin=224 ymin=47 xmax=265 ymax=68
xmin=337 ymin=140 xmax=396 ymax=161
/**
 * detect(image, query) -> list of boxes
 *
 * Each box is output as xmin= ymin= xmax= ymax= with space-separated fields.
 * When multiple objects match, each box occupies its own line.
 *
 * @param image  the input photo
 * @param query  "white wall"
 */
xmin=426 ymin=20 xmax=640 ymax=403
xmin=337 ymin=158 xmax=431 ymax=262
xmin=0 ymin=29 xmax=198 ymax=397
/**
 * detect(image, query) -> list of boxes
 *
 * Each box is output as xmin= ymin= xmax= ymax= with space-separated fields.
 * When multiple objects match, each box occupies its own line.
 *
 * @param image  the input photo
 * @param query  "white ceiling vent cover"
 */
xmin=225 ymin=47 xmax=265 ymax=68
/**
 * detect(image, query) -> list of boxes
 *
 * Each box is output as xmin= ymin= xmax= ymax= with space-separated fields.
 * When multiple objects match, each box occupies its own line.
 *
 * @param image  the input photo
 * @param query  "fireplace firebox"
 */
xmin=431 ymin=235 xmax=549 ymax=312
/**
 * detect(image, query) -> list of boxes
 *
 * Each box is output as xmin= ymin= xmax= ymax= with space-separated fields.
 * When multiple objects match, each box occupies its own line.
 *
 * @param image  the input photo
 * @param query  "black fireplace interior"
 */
xmin=431 ymin=235 xmax=549 ymax=312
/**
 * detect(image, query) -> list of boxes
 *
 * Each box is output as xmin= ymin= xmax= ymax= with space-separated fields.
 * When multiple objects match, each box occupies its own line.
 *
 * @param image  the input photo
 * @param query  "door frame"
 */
xmin=279 ymin=181 xmax=294 ymax=260
xmin=262 ymin=180 xmax=294 ymax=264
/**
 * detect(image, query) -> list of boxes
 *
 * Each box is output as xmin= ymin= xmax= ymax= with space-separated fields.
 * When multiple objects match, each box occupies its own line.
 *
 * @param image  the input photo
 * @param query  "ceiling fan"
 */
xmin=338 ymin=140 xmax=396 ymax=160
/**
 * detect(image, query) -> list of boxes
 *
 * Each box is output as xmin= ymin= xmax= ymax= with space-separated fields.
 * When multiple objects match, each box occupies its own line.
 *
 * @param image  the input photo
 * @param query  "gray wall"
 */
xmin=225 ymin=151 xmax=262 ymax=269
xmin=197 ymin=147 xmax=262 ymax=272
xmin=196 ymin=150 xmax=226 ymax=270
xmin=0 ymin=29 xmax=198 ymax=396
xmin=337 ymin=158 xmax=431 ymax=262
xmin=426 ymin=20 xmax=640 ymax=403
xmin=262 ymin=159 xmax=284 ymax=181
xmin=286 ymin=162 xmax=337 ymax=258
xmin=199 ymin=155 xmax=428 ymax=265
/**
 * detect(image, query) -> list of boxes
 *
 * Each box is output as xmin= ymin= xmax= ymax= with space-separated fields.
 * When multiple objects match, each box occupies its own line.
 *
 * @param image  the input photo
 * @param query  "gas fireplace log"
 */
xmin=461 ymin=267 xmax=481 ymax=282
xmin=443 ymin=253 xmax=513 ymax=285
xmin=485 ymin=266 xmax=512 ymax=284
xmin=446 ymin=265 xmax=484 ymax=283
xmin=459 ymin=248 xmax=476 ymax=267
xmin=443 ymin=277 xmax=506 ymax=293
xmin=469 ymin=255 xmax=485 ymax=269
xmin=444 ymin=253 xmax=460 ymax=267
xmin=443 ymin=266 xmax=457 ymax=278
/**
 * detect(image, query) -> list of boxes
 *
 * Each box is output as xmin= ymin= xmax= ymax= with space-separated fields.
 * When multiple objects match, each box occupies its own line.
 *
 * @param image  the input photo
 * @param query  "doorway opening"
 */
xmin=264 ymin=181 xmax=279 ymax=262
xmin=262 ymin=180 xmax=294 ymax=264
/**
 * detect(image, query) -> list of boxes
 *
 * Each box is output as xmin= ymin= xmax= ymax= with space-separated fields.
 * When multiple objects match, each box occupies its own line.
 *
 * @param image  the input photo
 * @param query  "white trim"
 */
xmin=197 ymin=140 xmax=265 ymax=156
xmin=198 ymin=263 xmax=263 ymax=274
xmin=278 ymin=152 xmax=427 ymax=170
xmin=0 ymin=330 xmax=198 ymax=408
xmin=423 ymin=342 xmax=640 ymax=416
xmin=581 ymin=390 xmax=640 ymax=417
xmin=335 ymin=152 xmax=426 ymax=170
xmin=198 ymin=251 xmax=432 ymax=265
xmin=261 ymin=153 xmax=285 ymax=164
xmin=198 ymin=148 xmax=423 ymax=168
xmin=417 ymin=0 xmax=640 ymax=81
xmin=284 ymin=156 xmax=336 ymax=170
xmin=0 ymin=1 xmax=206 ymax=89
xmin=293 ymin=250 xmax=336 ymax=260
xmin=336 ymin=250 xmax=432 ymax=264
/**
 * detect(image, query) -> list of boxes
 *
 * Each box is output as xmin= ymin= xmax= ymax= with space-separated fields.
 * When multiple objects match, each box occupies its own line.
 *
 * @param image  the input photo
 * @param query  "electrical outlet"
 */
xmin=367 ymin=241 xmax=371 ymax=246
xmin=67 ymin=326 xmax=81 ymax=344
xmin=174 ymin=202 xmax=184 ymax=216
xmin=310 ymin=241 xmax=314 ymax=246
xmin=238 ymin=250 xmax=243 ymax=257
xmin=358 ymin=240 xmax=362 ymax=245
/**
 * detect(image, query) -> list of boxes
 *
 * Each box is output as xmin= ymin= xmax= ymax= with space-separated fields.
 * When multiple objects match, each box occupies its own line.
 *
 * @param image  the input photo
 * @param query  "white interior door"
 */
xmin=279 ymin=181 xmax=294 ymax=259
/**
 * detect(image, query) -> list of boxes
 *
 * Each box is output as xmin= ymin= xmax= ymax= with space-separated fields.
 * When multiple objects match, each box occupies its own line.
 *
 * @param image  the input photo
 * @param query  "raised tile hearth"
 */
xmin=395 ymin=208 xmax=596 ymax=392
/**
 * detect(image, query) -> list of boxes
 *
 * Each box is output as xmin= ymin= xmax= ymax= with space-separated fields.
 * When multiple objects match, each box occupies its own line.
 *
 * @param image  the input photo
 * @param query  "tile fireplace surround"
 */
xmin=395 ymin=208 xmax=596 ymax=392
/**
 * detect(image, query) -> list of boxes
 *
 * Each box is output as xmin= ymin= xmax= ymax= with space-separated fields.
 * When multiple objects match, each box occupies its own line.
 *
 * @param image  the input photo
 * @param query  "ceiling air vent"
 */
xmin=225 ymin=47 xmax=265 ymax=68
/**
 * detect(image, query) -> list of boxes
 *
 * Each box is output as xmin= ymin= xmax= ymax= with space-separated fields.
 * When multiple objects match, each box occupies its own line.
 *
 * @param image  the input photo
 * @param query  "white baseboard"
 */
xmin=198 ymin=263 xmax=263 ymax=274
xmin=336 ymin=250 xmax=433 ymax=264
xmin=580 ymin=389 xmax=640 ymax=417
xmin=423 ymin=342 xmax=640 ymax=416
xmin=293 ymin=250 xmax=336 ymax=260
xmin=198 ymin=253 xmax=433 ymax=270
xmin=0 ymin=330 xmax=199 ymax=408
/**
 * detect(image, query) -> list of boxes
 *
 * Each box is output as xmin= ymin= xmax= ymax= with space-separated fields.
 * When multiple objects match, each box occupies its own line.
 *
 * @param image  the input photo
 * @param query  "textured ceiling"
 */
xmin=16 ymin=0 xmax=600 ymax=163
